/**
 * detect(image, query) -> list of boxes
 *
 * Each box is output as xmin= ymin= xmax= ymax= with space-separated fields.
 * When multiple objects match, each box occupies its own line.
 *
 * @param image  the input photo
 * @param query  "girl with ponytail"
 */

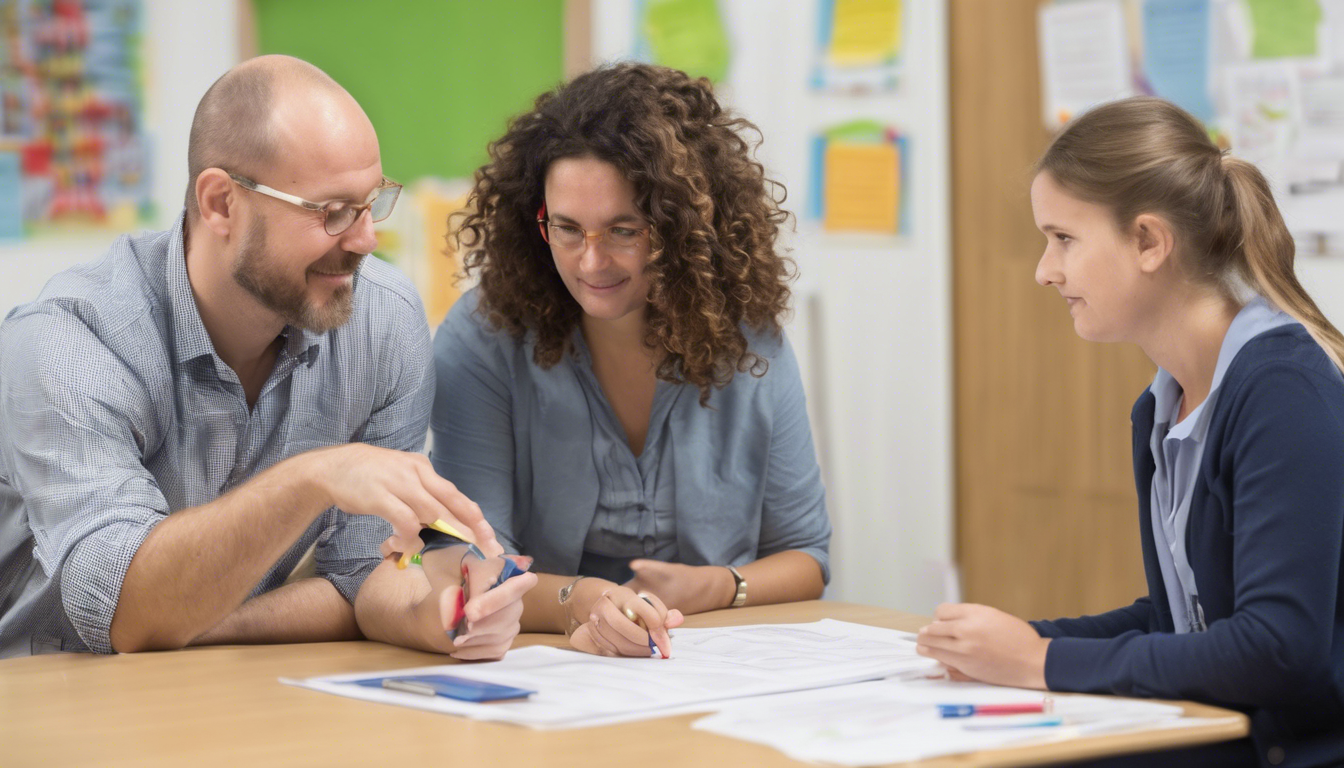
xmin=917 ymin=97 xmax=1344 ymax=767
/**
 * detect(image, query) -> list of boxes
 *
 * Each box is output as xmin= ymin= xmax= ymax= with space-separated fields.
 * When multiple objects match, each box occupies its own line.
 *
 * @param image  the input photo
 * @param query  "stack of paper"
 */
xmin=284 ymin=620 xmax=1237 ymax=764
xmin=692 ymin=677 xmax=1215 ymax=766
xmin=284 ymin=620 xmax=938 ymax=728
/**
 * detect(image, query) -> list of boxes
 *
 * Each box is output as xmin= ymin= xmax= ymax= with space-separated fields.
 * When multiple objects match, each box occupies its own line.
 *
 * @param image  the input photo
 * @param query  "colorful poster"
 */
xmin=0 ymin=0 xmax=150 ymax=235
xmin=1142 ymin=0 xmax=1215 ymax=122
xmin=638 ymin=0 xmax=730 ymax=84
xmin=1246 ymin=0 xmax=1322 ymax=59
xmin=813 ymin=0 xmax=903 ymax=92
xmin=810 ymin=121 xmax=906 ymax=235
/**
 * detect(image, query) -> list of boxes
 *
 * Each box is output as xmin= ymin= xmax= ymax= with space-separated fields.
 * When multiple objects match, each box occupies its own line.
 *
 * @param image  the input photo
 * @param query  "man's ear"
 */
xmin=196 ymin=168 xmax=237 ymax=238
xmin=1132 ymin=213 xmax=1175 ymax=274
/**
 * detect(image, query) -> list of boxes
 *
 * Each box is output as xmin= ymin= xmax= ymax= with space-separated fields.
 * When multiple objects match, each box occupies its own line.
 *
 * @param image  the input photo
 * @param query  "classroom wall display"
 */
xmin=632 ymin=0 xmax=731 ymax=83
xmin=812 ymin=0 xmax=904 ymax=92
xmin=1039 ymin=0 xmax=1344 ymax=252
xmin=809 ymin=120 xmax=908 ymax=235
xmin=0 ymin=0 xmax=151 ymax=239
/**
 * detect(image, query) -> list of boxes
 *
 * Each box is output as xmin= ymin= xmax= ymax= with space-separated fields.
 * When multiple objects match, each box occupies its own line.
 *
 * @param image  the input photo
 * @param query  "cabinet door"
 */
xmin=951 ymin=0 xmax=1154 ymax=619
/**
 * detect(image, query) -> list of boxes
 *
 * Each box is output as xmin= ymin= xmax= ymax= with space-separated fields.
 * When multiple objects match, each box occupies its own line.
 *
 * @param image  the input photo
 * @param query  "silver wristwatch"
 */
xmin=725 ymin=565 xmax=748 ymax=608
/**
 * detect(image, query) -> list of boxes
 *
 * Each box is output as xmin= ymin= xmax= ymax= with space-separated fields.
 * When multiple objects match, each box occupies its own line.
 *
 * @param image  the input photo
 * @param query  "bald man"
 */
xmin=0 ymin=56 xmax=536 ymax=659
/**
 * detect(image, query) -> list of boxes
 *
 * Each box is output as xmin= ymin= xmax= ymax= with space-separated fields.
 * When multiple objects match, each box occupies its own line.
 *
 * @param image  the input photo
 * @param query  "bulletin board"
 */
xmin=253 ymin=0 xmax=566 ymax=183
xmin=1039 ymin=0 xmax=1344 ymax=252
xmin=0 ymin=0 xmax=151 ymax=238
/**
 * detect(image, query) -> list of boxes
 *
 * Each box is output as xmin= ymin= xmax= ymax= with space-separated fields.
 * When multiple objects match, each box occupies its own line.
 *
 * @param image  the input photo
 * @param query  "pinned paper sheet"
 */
xmin=1038 ymin=0 xmax=1133 ymax=128
xmin=824 ymin=141 xmax=900 ymax=233
xmin=1142 ymin=0 xmax=1215 ymax=122
xmin=0 ymin=151 xmax=21 ymax=240
xmin=640 ymin=0 xmax=730 ymax=83
xmin=1246 ymin=0 xmax=1322 ymax=59
xmin=827 ymin=0 xmax=902 ymax=67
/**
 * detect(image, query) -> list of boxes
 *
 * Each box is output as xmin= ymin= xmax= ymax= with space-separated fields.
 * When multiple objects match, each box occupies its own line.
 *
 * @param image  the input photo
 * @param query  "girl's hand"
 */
xmin=915 ymin=603 xmax=1051 ymax=689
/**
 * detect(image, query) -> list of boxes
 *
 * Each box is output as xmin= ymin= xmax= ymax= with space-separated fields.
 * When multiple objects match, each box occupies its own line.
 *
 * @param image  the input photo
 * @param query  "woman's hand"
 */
xmin=624 ymin=559 xmax=736 ymax=615
xmin=413 ymin=548 xmax=537 ymax=660
xmin=915 ymin=603 xmax=1051 ymax=689
xmin=567 ymin=580 xmax=684 ymax=658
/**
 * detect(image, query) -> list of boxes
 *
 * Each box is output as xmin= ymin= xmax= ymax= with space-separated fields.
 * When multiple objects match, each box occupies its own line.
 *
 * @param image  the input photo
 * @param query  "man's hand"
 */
xmin=624 ymin=559 xmax=736 ymax=615
xmin=915 ymin=603 xmax=1051 ymax=689
xmin=412 ymin=548 xmax=537 ymax=660
xmin=300 ymin=444 xmax=503 ymax=560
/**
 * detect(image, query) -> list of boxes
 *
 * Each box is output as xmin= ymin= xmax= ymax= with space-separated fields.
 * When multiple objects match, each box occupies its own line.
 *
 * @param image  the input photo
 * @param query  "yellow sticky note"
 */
xmin=823 ymin=141 xmax=900 ymax=234
xmin=828 ymin=0 xmax=902 ymax=67
xmin=415 ymin=191 xmax=467 ymax=325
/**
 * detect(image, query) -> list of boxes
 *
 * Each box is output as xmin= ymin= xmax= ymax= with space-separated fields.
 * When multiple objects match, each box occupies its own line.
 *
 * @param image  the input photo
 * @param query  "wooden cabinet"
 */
xmin=950 ymin=0 xmax=1154 ymax=620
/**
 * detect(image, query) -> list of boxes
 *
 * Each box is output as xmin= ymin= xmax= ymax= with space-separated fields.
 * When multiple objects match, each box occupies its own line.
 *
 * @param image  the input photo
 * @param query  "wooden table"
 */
xmin=0 ymin=601 xmax=1247 ymax=767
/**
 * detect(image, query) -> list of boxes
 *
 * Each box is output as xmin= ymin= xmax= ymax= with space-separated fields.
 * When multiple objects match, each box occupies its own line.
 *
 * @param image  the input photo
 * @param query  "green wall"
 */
xmin=254 ymin=0 xmax=565 ymax=183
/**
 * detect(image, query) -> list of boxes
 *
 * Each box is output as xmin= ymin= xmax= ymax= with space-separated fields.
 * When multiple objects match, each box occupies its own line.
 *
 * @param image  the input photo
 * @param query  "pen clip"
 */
xmin=382 ymin=679 xmax=437 ymax=696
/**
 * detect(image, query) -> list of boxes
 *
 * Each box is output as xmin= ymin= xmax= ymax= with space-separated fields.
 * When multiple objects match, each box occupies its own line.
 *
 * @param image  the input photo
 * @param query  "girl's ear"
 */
xmin=1132 ymin=213 xmax=1175 ymax=274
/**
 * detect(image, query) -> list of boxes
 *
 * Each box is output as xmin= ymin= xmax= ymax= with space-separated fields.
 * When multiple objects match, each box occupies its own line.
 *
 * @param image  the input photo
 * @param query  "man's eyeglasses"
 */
xmin=536 ymin=203 xmax=650 ymax=251
xmin=229 ymin=173 xmax=402 ymax=236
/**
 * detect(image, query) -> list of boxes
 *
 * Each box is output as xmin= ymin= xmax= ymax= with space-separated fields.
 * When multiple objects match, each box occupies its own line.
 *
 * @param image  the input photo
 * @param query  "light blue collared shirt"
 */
xmin=0 ymin=212 xmax=434 ymax=657
xmin=429 ymin=288 xmax=831 ymax=583
xmin=1148 ymin=296 xmax=1298 ymax=633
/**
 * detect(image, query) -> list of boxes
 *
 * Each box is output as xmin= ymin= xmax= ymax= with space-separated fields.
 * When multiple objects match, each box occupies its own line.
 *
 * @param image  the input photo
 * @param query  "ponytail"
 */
xmin=1223 ymin=156 xmax=1344 ymax=372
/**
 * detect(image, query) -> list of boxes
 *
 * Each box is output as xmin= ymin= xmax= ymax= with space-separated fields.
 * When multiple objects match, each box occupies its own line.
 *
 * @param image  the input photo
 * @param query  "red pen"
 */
xmin=938 ymin=701 xmax=1051 ymax=718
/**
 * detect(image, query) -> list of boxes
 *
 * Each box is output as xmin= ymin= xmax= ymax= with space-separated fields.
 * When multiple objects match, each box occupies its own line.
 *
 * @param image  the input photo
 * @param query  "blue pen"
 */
xmin=961 ymin=715 xmax=1064 ymax=730
xmin=623 ymin=597 xmax=664 ymax=658
xmin=447 ymin=550 xmax=530 ymax=641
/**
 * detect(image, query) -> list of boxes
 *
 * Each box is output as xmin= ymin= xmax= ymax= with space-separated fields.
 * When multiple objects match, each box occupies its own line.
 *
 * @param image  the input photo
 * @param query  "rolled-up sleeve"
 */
xmin=0 ymin=309 xmax=168 ymax=653
xmin=757 ymin=334 xmax=831 ymax=582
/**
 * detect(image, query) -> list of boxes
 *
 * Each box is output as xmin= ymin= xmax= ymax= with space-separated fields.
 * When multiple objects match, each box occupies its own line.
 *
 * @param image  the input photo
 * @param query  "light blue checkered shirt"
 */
xmin=0 ymin=212 xmax=433 ymax=657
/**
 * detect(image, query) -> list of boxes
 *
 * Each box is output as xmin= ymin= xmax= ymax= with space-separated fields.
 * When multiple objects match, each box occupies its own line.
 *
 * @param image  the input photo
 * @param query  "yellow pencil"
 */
xmin=397 ymin=519 xmax=478 ymax=569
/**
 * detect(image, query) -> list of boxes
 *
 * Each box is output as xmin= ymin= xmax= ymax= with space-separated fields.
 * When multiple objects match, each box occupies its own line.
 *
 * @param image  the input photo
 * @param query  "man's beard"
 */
xmin=232 ymin=216 xmax=363 ymax=333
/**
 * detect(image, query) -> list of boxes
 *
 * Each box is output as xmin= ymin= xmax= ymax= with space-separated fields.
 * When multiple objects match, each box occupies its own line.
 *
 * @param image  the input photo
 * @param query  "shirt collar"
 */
xmin=166 ymin=211 xmax=327 ymax=368
xmin=1150 ymin=296 xmax=1297 ymax=439
xmin=165 ymin=212 xmax=216 ymax=365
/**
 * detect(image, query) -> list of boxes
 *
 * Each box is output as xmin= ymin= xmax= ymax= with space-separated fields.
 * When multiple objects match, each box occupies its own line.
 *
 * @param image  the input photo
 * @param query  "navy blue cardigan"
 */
xmin=1031 ymin=325 xmax=1344 ymax=768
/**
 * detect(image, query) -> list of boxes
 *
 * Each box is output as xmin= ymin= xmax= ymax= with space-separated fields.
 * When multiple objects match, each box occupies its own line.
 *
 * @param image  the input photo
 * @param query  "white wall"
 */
xmin=0 ymin=0 xmax=240 ymax=318
xmin=594 ymin=0 xmax=955 ymax=613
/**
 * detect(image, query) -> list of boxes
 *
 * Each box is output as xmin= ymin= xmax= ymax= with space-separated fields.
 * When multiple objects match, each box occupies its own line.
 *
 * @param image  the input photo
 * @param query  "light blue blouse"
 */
xmin=429 ymin=288 xmax=831 ymax=582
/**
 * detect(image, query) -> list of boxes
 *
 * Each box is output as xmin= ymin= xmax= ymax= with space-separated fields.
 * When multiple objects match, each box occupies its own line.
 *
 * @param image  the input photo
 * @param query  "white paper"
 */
xmin=1038 ymin=0 xmax=1134 ymax=129
xmin=282 ymin=620 xmax=941 ymax=729
xmin=692 ymin=677 xmax=1219 ymax=767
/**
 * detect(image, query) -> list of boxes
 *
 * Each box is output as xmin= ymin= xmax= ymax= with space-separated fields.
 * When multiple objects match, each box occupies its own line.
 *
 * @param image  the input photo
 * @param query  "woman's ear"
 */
xmin=1132 ymin=213 xmax=1175 ymax=274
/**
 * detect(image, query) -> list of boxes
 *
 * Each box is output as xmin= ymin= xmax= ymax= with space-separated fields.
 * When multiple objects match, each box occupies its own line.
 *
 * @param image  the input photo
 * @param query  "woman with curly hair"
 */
xmin=428 ymin=62 xmax=830 ymax=657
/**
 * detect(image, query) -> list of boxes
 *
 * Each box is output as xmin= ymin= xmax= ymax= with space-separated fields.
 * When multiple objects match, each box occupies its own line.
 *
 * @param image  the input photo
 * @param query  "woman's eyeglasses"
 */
xmin=536 ymin=203 xmax=649 ymax=251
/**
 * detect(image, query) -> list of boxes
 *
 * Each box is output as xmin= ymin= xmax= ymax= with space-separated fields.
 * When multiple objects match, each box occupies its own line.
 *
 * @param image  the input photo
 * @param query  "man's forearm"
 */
xmin=110 ymin=453 xmax=331 ymax=652
xmin=190 ymin=577 xmax=361 ymax=646
xmin=355 ymin=559 xmax=438 ymax=651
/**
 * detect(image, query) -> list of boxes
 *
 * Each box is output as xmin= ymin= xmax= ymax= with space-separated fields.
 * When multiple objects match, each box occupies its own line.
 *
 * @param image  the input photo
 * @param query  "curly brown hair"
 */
xmin=456 ymin=62 xmax=793 ymax=405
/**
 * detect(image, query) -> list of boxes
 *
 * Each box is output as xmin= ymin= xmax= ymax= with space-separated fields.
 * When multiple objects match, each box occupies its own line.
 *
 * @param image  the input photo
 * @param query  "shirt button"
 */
xmin=1267 ymin=746 xmax=1285 ymax=765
